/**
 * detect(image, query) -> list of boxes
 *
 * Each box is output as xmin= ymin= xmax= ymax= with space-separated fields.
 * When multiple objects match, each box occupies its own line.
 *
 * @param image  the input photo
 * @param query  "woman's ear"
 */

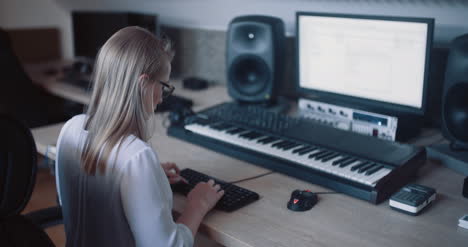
xmin=139 ymin=74 xmax=150 ymax=82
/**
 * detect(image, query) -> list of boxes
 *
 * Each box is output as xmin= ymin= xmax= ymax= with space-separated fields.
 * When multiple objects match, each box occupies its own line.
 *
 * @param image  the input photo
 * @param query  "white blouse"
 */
xmin=55 ymin=114 xmax=193 ymax=247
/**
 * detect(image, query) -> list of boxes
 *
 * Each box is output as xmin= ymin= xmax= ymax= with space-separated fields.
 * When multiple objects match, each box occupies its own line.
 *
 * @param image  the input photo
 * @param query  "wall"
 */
xmin=58 ymin=0 xmax=468 ymax=43
xmin=2 ymin=0 xmax=467 ymax=59
xmin=0 ymin=0 xmax=73 ymax=59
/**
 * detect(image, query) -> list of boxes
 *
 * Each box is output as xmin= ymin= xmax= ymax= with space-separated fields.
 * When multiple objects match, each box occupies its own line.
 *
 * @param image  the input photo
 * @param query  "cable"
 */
xmin=228 ymin=171 xmax=275 ymax=184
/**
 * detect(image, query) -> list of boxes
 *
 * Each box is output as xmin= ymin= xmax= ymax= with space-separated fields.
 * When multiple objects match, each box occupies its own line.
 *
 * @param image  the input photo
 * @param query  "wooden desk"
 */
xmin=30 ymin=70 xmax=468 ymax=247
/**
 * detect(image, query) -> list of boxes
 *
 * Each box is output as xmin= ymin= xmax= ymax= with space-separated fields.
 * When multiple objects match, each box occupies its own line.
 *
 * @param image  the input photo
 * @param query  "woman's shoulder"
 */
xmin=121 ymin=135 xmax=153 ymax=155
xmin=62 ymin=114 xmax=87 ymax=131
xmin=117 ymin=135 xmax=158 ymax=165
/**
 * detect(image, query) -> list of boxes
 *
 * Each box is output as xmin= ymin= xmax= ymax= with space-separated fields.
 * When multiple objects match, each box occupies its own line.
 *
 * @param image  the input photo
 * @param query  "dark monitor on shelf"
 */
xmin=72 ymin=11 xmax=159 ymax=59
xmin=295 ymin=12 xmax=434 ymax=119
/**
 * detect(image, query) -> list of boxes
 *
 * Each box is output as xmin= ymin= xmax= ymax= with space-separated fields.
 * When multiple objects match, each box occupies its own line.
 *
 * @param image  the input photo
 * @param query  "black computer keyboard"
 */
xmin=171 ymin=168 xmax=260 ymax=212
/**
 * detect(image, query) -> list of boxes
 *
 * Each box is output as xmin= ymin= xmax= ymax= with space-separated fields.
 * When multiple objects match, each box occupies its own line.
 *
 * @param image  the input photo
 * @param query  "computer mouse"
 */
xmin=182 ymin=77 xmax=209 ymax=90
xmin=287 ymin=189 xmax=318 ymax=212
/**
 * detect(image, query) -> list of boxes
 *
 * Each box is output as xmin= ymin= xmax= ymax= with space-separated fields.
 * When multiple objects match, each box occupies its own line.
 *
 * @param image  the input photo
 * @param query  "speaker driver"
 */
xmin=444 ymin=82 xmax=468 ymax=143
xmin=228 ymin=55 xmax=270 ymax=96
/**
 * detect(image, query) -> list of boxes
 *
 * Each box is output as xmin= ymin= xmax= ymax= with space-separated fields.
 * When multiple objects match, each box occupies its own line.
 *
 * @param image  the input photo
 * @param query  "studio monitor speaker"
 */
xmin=441 ymin=34 xmax=468 ymax=150
xmin=226 ymin=15 xmax=285 ymax=103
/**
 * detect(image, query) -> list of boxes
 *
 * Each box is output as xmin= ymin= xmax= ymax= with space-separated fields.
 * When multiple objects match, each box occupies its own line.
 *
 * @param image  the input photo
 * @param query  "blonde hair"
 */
xmin=82 ymin=26 xmax=173 ymax=175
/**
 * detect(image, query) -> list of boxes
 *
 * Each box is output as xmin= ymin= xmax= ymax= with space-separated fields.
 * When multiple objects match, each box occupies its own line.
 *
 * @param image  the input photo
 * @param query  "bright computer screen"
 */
xmin=296 ymin=12 xmax=433 ymax=115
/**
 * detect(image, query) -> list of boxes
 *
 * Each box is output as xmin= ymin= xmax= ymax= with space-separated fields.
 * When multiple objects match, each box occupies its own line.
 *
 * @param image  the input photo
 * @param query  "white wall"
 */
xmin=2 ymin=0 xmax=468 ymax=59
xmin=0 ymin=0 xmax=73 ymax=59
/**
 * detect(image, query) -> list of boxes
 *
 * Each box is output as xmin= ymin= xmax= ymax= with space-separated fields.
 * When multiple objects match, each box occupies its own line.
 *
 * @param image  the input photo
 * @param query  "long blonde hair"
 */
xmin=82 ymin=26 xmax=173 ymax=175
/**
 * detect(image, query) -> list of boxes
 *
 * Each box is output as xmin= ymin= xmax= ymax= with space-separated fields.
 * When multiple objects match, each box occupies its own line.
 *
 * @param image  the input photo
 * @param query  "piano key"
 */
xmin=239 ymin=131 xmax=261 ymax=139
xmin=282 ymin=143 xmax=302 ymax=151
xmin=321 ymin=153 xmax=340 ymax=162
xmin=226 ymin=127 xmax=246 ymax=134
xmin=272 ymin=140 xmax=292 ymax=148
xmin=246 ymin=132 xmax=265 ymax=140
xmin=350 ymin=161 xmax=370 ymax=171
xmin=292 ymin=145 xmax=311 ymax=154
xmin=297 ymin=146 xmax=318 ymax=155
xmin=332 ymin=156 xmax=350 ymax=166
xmin=339 ymin=158 xmax=359 ymax=168
xmin=256 ymin=136 xmax=273 ymax=143
xmin=314 ymin=151 xmax=334 ymax=160
xmin=357 ymin=163 xmax=376 ymax=174
xmin=258 ymin=136 xmax=279 ymax=144
xmin=308 ymin=150 xmax=327 ymax=159
xmin=365 ymin=164 xmax=383 ymax=176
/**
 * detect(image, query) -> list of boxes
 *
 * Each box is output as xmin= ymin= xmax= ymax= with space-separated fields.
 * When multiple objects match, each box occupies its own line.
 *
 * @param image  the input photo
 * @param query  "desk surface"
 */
xmin=30 ymin=64 xmax=468 ymax=247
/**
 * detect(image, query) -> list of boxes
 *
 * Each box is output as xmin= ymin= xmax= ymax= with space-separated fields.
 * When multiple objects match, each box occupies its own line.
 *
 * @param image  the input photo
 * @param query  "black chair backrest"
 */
xmin=0 ymin=113 xmax=37 ymax=218
xmin=0 ymin=28 xmax=34 ymax=96
xmin=0 ymin=28 xmax=51 ymax=128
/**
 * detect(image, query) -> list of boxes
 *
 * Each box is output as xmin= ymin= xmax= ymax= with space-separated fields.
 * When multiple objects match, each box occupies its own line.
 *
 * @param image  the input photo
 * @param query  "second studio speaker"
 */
xmin=226 ymin=15 xmax=285 ymax=103
xmin=441 ymin=34 xmax=468 ymax=150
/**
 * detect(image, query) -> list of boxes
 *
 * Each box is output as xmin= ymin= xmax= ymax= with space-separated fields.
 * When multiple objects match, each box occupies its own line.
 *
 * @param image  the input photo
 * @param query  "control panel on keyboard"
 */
xmin=171 ymin=168 xmax=260 ymax=212
xmin=193 ymin=103 xmax=301 ymax=133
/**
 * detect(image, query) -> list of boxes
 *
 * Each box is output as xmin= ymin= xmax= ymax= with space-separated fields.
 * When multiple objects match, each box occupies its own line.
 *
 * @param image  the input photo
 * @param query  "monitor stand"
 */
xmin=427 ymin=143 xmax=468 ymax=176
xmin=395 ymin=115 xmax=424 ymax=142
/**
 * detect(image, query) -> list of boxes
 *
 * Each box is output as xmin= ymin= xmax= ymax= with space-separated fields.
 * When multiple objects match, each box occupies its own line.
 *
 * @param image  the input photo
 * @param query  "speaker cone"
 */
xmin=228 ymin=55 xmax=270 ymax=96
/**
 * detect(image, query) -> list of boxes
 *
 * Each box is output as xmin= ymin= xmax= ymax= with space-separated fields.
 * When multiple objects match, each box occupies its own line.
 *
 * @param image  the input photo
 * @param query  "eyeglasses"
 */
xmin=159 ymin=81 xmax=175 ymax=98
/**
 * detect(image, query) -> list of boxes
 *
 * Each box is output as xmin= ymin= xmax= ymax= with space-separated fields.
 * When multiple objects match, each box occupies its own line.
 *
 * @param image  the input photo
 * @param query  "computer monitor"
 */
xmin=72 ymin=11 xmax=160 ymax=59
xmin=295 ymin=12 xmax=434 ymax=118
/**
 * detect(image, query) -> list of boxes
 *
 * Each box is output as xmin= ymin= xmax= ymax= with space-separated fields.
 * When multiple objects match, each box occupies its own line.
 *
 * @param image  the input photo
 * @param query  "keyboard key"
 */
xmin=351 ymin=161 xmax=369 ymax=171
xmin=365 ymin=164 xmax=383 ymax=175
xmin=339 ymin=158 xmax=358 ymax=168
xmin=332 ymin=156 xmax=350 ymax=166
xmin=172 ymin=169 xmax=260 ymax=212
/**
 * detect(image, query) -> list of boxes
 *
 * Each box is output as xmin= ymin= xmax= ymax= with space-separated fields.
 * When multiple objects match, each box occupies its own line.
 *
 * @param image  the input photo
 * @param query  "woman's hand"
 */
xmin=161 ymin=162 xmax=187 ymax=184
xmin=186 ymin=179 xmax=224 ymax=214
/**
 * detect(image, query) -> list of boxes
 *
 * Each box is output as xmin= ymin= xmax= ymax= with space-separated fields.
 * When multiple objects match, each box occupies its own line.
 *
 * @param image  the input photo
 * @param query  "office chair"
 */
xmin=0 ymin=27 xmax=80 ymax=128
xmin=0 ymin=113 xmax=62 ymax=247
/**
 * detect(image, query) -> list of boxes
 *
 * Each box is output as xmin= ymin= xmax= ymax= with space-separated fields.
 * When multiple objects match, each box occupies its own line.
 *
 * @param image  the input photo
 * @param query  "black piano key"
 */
xmin=226 ymin=127 xmax=246 ymax=134
xmin=272 ymin=140 xmax=289 ymax=148
xmin=314 ymin=151 xmax=333 ymax=160
xmin=292 ymin=145 xmax=310 ymax=154
xmin=321 ymin=153 xmax=340 ymax=162
xmin=239 ymin=131 xmax=258 ymax=138
xmin=282 ymin=143 xmax=302 ymax=151
xmin=350 ymin=161 xmax=370 ymax=171
xmin=357 ymin=163 xmax=376 ymax=174
xmin=278 ymin=141 xmax=294 ymax=148
xmin=365 ymin=164 xmax=384 ymax=176
xmin=277 ymin=141 xmax=295 ymax=148
xmin=257 ymin=136 xmax=273 ymax=143
xmin=297 ymin=146 xmax=318 ymax=156
xmin=247 ymin=132 xmax=265 ymax=140
xmin=260 ymin=137 xmax=279 ymax=144
xmin=308 ymin=150 xmax=326 ymax=159
xmin=332 ymin=156 xmax=350 ymax=166
xmin=339 ymin=158 xmax=359 ymax=168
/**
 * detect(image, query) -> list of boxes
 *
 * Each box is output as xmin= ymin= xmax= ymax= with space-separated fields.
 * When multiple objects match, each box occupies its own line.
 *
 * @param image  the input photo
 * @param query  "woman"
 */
xmin=55 ymin=26 xmax=224 ymax=247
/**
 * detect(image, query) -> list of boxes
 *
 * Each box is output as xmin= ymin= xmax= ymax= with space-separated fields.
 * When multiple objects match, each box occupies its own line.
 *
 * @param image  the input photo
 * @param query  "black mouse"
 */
xmin=287 ymin=189 xmax=318 ymax=212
